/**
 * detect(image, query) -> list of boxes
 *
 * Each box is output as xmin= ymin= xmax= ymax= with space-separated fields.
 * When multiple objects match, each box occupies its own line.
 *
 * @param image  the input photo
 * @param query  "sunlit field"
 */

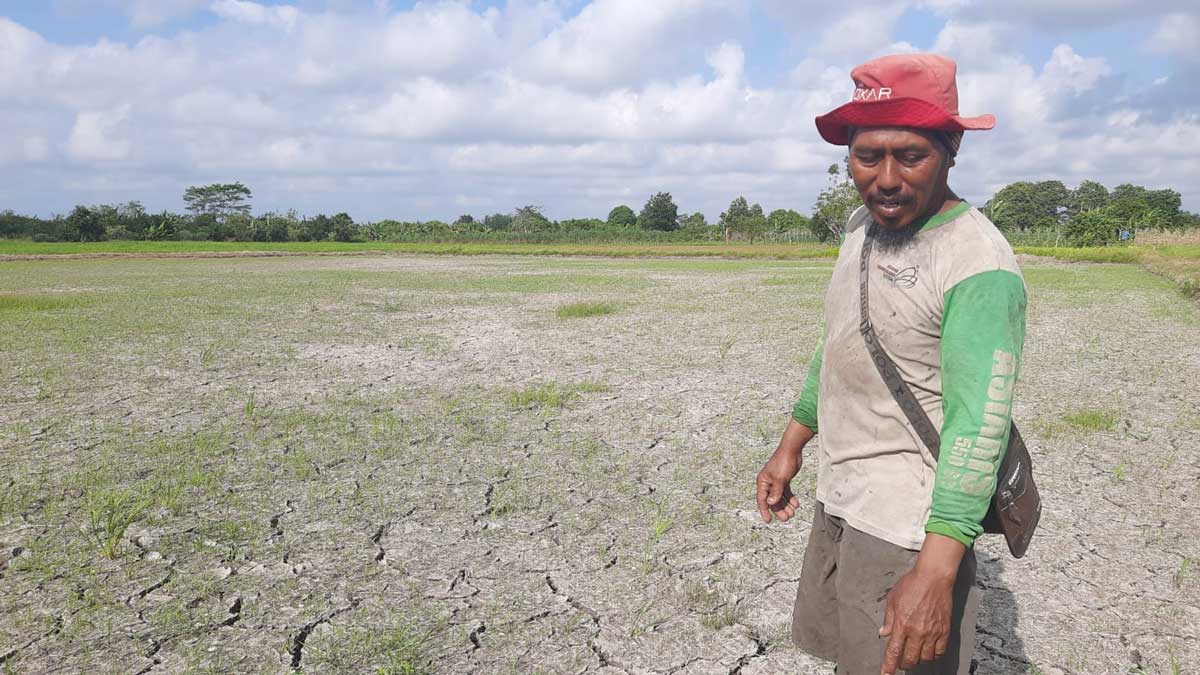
xmin=1 ymin=253 xmax=1197 ymax=674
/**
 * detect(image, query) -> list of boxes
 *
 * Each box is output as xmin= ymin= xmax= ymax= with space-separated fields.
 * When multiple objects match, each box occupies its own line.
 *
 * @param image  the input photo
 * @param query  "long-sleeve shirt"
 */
xmin=791 ymin=202 xmax=1026 ymax=550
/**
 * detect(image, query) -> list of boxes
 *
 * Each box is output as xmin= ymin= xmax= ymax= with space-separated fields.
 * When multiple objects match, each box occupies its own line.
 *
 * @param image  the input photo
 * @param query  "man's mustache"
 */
xmin=868 ymin=194 xmax=915 ymax=205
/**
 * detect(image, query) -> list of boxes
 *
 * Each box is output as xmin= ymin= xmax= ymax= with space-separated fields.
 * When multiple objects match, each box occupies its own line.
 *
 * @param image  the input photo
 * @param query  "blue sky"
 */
xmin=2 ymin=0 xmax=1198 ymax=221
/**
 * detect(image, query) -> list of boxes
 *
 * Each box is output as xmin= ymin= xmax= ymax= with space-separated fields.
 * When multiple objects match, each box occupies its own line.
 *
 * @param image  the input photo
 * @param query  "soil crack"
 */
xmin=288 ymin=601 xmax=357 ymax=670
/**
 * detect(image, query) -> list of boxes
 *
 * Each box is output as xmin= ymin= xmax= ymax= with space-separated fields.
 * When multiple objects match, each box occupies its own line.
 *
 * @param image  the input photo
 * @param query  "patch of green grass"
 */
xmin=507 ymin=383 xmax=567 ymax=408
xmin=303 ymin=618 xmax=440 ymax=674
xmin=556 ymin=301 xmax=618 ymax=318
xmin=0 ymin=293 xmax=87 ymax=312
xmin=488 ymin=481 xmax=533 ymax=517
xmin=1111 ymin=462 xmax=1129 ymax=482
xmin=1015 ymin=246 xmax=1143 ymax=263
xmin=83 ymin=487 xmax=151 ymax=559
xmin=1062 ymin=409 xmax=1119 ymax=432
xmin=504 ymin=381 xmax=609 ymax=411
xmin=1034 ymin=408 xmax=1119 ymax=439
xmin=1173 ymin=557 xmax=1194 ymax=590
xmin=1024 ymin=266 xmax=1170 ymax=295
xmin=0 ymin=239 xmax=839 ymax=260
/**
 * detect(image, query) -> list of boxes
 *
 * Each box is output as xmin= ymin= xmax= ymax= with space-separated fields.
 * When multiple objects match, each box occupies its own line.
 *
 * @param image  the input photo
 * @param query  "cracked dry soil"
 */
xmin=1 ymin=254 xmax=1198 ymax=674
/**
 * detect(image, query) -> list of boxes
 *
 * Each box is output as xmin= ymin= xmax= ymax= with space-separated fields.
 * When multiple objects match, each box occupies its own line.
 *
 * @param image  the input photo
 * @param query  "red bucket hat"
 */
xmin=815 ymin=53 xmax=995 ymax=146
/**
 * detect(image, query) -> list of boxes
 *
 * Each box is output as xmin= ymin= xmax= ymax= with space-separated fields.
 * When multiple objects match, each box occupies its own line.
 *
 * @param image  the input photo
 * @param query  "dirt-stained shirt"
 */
xmin=791 ymin=202 xmax=1027 ymax=550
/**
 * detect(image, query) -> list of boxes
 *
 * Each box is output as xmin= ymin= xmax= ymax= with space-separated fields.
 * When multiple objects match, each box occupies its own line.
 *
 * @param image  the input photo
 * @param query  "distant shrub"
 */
xmin=1063 ymin=210 xmax=1121 ymax=247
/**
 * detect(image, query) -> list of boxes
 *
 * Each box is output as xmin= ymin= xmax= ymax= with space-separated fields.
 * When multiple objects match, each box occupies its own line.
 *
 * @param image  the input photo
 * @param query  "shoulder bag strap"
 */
xmin=859 ymin=226 xmax=943 ymax=458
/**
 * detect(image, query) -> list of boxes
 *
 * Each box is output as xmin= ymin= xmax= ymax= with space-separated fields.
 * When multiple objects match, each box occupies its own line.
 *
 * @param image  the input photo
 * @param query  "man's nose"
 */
xmin=876 ymin=157 xmax=901 ymax=193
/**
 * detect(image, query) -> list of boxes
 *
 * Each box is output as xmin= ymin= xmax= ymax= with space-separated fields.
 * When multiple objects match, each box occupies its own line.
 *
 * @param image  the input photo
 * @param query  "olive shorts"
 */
xmin=791 ymin=502 xmax=980 ymax=675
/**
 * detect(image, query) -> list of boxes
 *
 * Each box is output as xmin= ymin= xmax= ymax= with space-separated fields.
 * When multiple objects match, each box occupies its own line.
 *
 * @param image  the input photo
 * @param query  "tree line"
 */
xmin=982 ymin=180 xmax=1198 ymax=246
xmin=2 ymin=175 xmax=1196 ymax=247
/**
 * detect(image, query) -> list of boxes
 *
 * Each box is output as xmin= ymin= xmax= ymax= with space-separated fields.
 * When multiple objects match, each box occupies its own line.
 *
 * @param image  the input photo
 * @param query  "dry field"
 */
xmin=1 ymin=254 xmax=1198 ymax=674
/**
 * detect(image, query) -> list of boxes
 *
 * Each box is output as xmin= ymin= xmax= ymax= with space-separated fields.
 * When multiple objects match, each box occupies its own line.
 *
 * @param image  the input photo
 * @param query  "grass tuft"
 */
xmin=1034 ymin=408 xmax=1120 ymax=439
xmin=556 ymin=301 xmax=617 ymax=318
xmin=1062 ymin=409 xmax=1119 ymax=432
xmin=0 ymin=293 xmax=83 ymax=312
xmin=304 ymin=619 xmax=440 ymax=675
xmin=505 ymin=381 xmax=609 ymax=411
xmin=84 ymin=487 xmax=150 ymax=559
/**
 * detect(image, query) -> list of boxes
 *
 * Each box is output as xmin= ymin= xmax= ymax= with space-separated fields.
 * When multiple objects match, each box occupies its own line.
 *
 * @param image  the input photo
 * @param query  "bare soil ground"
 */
xmin=1 ymin=254 xmax=1197 ymax=674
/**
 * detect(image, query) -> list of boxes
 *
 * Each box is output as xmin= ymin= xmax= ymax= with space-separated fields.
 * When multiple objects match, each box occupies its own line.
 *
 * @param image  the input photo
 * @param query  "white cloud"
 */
xmin=1039 ymin=44 xmax=1111 ymax=96
xmin=210 ymin=0 xmax=299 ymax=31
xmin=518 ymin=0 xmax=741 ymax=89
xmin=1147 ymin=12 xmax=1200 ymax=63
xmin=2 ymin=2 xmax=1199 ymax=219
xmin=66 ymin=106 xmax=132 ymax=162
xmin=927 ymin=0 xmax=1198 ymax=29
xmin=811 ymin=3 xmax=909 ymax=59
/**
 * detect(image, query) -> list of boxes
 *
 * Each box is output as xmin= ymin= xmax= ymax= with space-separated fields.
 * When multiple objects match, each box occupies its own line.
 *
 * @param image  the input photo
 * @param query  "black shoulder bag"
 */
xmin=858 ymin=226 xmax=1041 ymax=558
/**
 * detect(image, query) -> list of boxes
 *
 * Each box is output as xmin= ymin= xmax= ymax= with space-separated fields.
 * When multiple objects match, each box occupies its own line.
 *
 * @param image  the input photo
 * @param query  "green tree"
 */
xmin=719 ymin=197 xmax=752 ymax=242
xmin=1110 ymin=184 xmax=1147 ymax=203
xmin=482 ymin=213 xmax=512 ymax=231
xmin=730 ymin=203 xmax=767 ymax=243
xmin=638 ymin=192 xmax=679 ymax=231
xmin=679 ymin=212 xmax=709 ymax=230
xmin=182 ymin=182 xmax=253 ymax=221
xmin=811 ymin=162 xmax=862 ymax=242
xmin=1145 ymin=188 xmax=1182 ymax=218
xmin=1105 ymin=197 xmax=1152 ymax=227
xmin=986 ymin=180 xmax=1068 ymax=231
xmin=607 ymin=205 xmax=637 ymax=228
xmin=1069 ymin=180 xmax=1109 ymax=216
xmin=67 ymin=205 xmax=104 ymax=241
xmin=512 ymin=205 xmax=551 ymax=232
xmin=331 ymin=213 xmax=357 ymax=242
xmin=767 ymin=208 xmax=809 ymax=234
xmin=454 ymin=214 xmax=475 ymax=226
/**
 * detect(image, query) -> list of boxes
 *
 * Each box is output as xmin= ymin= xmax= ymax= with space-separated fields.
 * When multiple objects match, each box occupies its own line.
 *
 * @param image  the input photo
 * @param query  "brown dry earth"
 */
xmin=1 ymin=254 xmax=1197 ymax=674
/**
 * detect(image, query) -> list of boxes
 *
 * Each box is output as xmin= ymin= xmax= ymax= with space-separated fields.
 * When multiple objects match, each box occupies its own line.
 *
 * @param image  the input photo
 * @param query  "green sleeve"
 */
xmin=791 ymin=336 xmax=823 ymax=432
xmin=925 ymin=270 xmax=1027 ymax=548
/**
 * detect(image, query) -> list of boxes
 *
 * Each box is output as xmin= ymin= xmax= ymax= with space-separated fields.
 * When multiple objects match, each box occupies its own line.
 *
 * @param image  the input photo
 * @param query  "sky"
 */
xmin=2 ymin=0 xmax=1199 ymax=222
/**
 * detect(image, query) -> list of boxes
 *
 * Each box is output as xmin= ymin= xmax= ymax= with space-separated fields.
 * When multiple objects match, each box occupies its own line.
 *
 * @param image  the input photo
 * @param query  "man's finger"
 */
xmin=755 ymin=479 xmax=772 ymax=523
xmin=766 ymin=481 xmax=783 ymax=506
xmin=901 ymin=633 xmax=925 ymax=670
xmin=919 ymin=634 xmax=937 ymax=663
xmin=788 ymin=494 xmax=801 ymax=509
xmin=933 ymin=633 xmax=949 ymax=660
xmin=880 ymin=632 xmax=905 ymax=675
xmin=879 ymin=599 xmax=894 ymax=637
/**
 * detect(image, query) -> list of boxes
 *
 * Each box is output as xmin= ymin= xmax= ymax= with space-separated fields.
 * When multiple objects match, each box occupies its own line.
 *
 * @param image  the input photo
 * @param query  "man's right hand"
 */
xmin=755 ymin=419 xmax=814 ymax=523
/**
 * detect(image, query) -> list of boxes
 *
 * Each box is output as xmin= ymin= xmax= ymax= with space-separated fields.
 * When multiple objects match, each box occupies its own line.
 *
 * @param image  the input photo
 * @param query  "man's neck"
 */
xmin=934 ymin=188 xmax=961 ymax=216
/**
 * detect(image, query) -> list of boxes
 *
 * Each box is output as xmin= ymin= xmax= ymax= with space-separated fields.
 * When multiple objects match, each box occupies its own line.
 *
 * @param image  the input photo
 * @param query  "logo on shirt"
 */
xmin=946 ymin=349 xmax=1017 ymax=496
xmin=877 ymin=264 xmax=919 ymax=288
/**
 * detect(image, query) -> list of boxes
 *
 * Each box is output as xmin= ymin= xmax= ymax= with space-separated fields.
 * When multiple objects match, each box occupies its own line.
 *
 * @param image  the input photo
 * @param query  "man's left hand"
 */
xmin=878 ymin=533 xmax=965 ymax=674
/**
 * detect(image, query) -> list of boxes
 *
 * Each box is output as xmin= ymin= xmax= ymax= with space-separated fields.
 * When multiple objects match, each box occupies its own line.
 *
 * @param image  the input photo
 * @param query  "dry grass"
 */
xmin=1134 ymin=229 xmax=1200 ymax=246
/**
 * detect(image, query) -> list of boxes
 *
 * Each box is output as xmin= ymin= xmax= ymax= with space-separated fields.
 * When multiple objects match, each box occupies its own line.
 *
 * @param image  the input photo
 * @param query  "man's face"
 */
xmin=848 ymin=127 xmax=950 ymax=230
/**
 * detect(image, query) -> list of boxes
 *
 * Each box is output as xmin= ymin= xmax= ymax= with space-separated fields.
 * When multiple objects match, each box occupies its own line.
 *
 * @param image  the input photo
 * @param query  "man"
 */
xmin=755 ymin=54 xmax=1026 ymax=675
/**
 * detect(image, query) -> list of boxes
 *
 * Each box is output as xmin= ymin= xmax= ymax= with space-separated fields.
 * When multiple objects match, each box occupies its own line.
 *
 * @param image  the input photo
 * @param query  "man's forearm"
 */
xmin=776 ymin=419 xmax=815 ymax=458
xmin=914 ymin=532 xmax=966 ymax=581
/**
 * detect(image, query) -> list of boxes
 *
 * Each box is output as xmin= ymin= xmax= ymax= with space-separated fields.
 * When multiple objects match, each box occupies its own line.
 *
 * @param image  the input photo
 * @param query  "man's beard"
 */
xmin=868 ymin=215 xmax=924 ymax=253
